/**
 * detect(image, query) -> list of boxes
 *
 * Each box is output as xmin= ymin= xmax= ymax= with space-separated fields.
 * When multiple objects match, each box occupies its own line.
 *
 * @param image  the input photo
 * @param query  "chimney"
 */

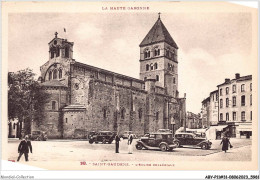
xmin=235 ymin=73 xmax=240 ymax=79
xmin=225 ymin=78 xmax=230 ymax=83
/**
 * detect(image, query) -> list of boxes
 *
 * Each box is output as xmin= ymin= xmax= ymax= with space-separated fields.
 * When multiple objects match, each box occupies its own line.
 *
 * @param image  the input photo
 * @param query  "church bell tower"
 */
xmin=139 ymin=14 xmax=179 ymax=97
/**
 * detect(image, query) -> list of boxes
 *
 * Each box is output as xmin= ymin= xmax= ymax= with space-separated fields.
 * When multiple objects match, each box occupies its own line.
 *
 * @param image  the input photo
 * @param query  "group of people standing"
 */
xmin=115 ymin=132 xmax=133 ymax=154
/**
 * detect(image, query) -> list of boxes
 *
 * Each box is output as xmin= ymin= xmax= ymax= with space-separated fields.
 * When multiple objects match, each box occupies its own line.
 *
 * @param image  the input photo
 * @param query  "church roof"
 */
xmin=41 ymin=80 xmax=67 ymax=88
xmin=139 ymin=17 xmax=178 ymax=49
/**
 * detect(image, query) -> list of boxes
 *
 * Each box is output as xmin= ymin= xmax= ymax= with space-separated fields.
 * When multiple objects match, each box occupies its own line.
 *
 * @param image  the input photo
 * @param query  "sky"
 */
xmin=7 ymin=3 xmax=256 ymax=114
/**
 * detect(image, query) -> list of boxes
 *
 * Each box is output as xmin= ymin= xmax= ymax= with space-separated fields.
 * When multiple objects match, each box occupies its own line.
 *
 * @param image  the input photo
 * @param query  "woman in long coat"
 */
xmin=220 ymin=136 xmax=232 ymax=153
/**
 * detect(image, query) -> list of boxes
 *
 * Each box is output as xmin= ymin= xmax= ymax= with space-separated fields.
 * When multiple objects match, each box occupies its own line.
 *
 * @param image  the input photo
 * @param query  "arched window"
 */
xmin=121 ymin=108 xmax=125 ymax=119
xmin=144 ymin=77 xmax=147 ymax=81
xmin=49 ymin=71 xmax=52 ymax=81
xmin=154 ymin=63 xmax=158 ymax=70
xmin=146 ymin=64 xmax=149 ymax=71
xmin=65 ymin=47 xmax=69 ymax=58
xmin=150 ymin=63 xmax=154 ymax=70
xmin=154 ymin=47 xmax=160 ymax=56
xmin=52 ymin=101 xmax=56 ymax=110
xmin=173 ymin=77 xmax=176 ymax=84
xmin=144 ymin=49 xmax=150 ymax=59
xmin=58 ymin=69 xmax=62 ymax=79
xmin=166 ymin=48 xmax=170 ymax=57
xmin=103 ymin=108 xmax=107 ymax=119
xmin=156 ymin=75 xmax=159 ymax=81
xmin=51 ymin=51 xmax=55 ymax=59
xmin=172 ymin=65 xmax=174 ymax=72
xmin=53 ymin=69 xmax=57 ymax=79
xmin=138 ymin=108 xmax=142 ymax=120
xmin=13 ymin=123 xmax=16 ymax=129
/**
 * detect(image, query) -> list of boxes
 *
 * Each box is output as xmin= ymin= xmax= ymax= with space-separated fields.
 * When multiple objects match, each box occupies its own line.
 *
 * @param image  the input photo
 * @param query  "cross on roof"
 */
xmin=55 ymin=32 xmax=58 ymax=38
xmin=158 ymin=12 xmax=161 ymax=19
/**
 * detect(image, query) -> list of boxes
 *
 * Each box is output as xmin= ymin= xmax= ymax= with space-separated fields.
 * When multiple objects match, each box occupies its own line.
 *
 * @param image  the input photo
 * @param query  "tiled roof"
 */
xmin=41 ymin=80 xmax=67 ymax=87
xmin=139 ymin=17 xmax=178 ymax=48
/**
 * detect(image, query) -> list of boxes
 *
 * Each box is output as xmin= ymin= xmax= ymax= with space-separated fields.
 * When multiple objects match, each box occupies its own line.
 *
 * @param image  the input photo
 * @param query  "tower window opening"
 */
xmin=156 ymin=112 xmax=159 ymax=120
xmin=103 ymin=108 xmax=107 ymax=119
xmin=146 ymin=64 xmax=149 ymax=71
xmin=173 ymin=77 xmax=176 ymax=84
xmin=65 ymin=47 xmax=69 ymax=58
xmin=56 ymin=47 xmax=60 ymax=57
xmin=51 ymin=51 xmax=55 ymax=59
xmin=166 ymin=48 xmax=170 ymax=57
xmin=138 ymin=108 xmax=142 ymax=121
xmin=154 ymin=63 xmax=158 ymax=70
xmin=144 ymin=49 xmax=150 ymax=59
xmin=121 ymin=108 xmax=125 ymax=119
xmin=150 ymin=63 xmax=154 ymax=70
xmin=154 ymin=47 xmax=160 ymax=57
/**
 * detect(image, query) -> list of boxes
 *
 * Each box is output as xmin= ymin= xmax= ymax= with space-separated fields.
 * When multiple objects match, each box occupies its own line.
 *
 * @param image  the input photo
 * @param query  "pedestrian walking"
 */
xmin=115 ymin=133 xmax=120 ymax=153
xmin=220 ymin=136 xmax=232 ymax=153
xmin=17 ymin=135 xmax=33 ymax=162
xmin=127 ymin=132 xmax=133 ymax=154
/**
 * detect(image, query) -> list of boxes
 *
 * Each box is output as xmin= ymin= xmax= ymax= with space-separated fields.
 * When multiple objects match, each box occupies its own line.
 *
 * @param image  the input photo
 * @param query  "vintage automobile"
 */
xmin=135 ymin=132 xmax=178 ymax=152
xmin=121 ymin=131 xmax=137 ymax=139
xmin=89 ymin=131 xmax=116 ymax=144
xmin=174 ymin=132 xmax=212 ymax=150
xmin=88 ymin=131 xmax=97 ymax=140
xmin=29 ymin=130 xmax=48 ymax=141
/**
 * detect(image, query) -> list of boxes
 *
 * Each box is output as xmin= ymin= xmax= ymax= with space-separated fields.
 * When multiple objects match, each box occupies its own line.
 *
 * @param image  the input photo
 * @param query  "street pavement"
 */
xmin=7 ymin=138 xmax=252 ymax=162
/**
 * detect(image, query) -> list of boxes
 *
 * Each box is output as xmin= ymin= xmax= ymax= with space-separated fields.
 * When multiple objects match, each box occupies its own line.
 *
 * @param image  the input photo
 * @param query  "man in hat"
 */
xmin=115 ymin=132 xmax=121 ymax=153
xmin=17 ymin=135 xmax=33 ymax=162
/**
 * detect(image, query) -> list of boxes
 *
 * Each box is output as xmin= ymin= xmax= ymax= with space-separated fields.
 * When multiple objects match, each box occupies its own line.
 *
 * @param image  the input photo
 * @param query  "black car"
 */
xmin=174 ymin=132 xmax=212 ymax=150
xmin=135 ymin=132 xmax=178 ymax=152
xmin=89 ymin=131 xmax=115 ymax=144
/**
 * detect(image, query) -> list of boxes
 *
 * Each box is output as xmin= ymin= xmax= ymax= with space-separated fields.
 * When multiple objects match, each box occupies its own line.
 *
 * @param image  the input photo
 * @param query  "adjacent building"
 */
xmin=186 ymin=111 xmax=201 ymax=129
xmin=202 ymin=73 xmax=252 ymax=139
xmin=218 ymin=73 xmax=252 ymax=138
xmin=30 ymin=15 xmax=186 ymax=139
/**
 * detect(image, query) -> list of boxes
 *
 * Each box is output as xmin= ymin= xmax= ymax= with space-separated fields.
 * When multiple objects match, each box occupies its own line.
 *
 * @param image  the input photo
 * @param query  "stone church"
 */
xmin=35 ymin=15 xmax=187 ymax=138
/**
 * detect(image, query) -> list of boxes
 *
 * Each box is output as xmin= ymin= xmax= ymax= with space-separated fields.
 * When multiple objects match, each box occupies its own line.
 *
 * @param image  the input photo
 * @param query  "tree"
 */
xmin=8 ymin=68 xmax=49 ymax=138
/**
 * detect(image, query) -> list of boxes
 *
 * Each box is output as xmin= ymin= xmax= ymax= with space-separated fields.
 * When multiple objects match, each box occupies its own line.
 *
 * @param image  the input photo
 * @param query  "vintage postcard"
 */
xmin=1 ymin=1 xmax=258 ymax=174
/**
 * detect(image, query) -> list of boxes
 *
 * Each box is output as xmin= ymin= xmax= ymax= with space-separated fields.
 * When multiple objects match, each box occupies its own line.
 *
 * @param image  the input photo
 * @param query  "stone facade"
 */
xmin=34 ymin=16 xmax=186 ymax=139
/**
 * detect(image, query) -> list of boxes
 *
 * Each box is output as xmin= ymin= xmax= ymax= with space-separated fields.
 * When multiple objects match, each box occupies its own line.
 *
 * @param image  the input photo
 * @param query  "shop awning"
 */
xmin=236 ymin=124 xmax=252 ymax=132
xmin=209 ymin=125 xmax=228 ymax=131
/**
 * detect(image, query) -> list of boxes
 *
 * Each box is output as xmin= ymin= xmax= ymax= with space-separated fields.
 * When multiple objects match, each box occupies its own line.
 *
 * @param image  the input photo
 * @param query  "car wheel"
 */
xmin=102 ymin=139 xmax=106 ymax=144
xmin=175 ymin=141 xmax=180 ymax=148
xmin=136 ymin=143 xmax=143 ymax=150
xmin=89 ymin=139 xmax=94 ymax=144
xmin=201 ymin=143 xmax=207 ymax=150
xmin=160 ymin=144 xmax=167 ymax=152
xmin=95 ymin=141 xmax=99 ymax=144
